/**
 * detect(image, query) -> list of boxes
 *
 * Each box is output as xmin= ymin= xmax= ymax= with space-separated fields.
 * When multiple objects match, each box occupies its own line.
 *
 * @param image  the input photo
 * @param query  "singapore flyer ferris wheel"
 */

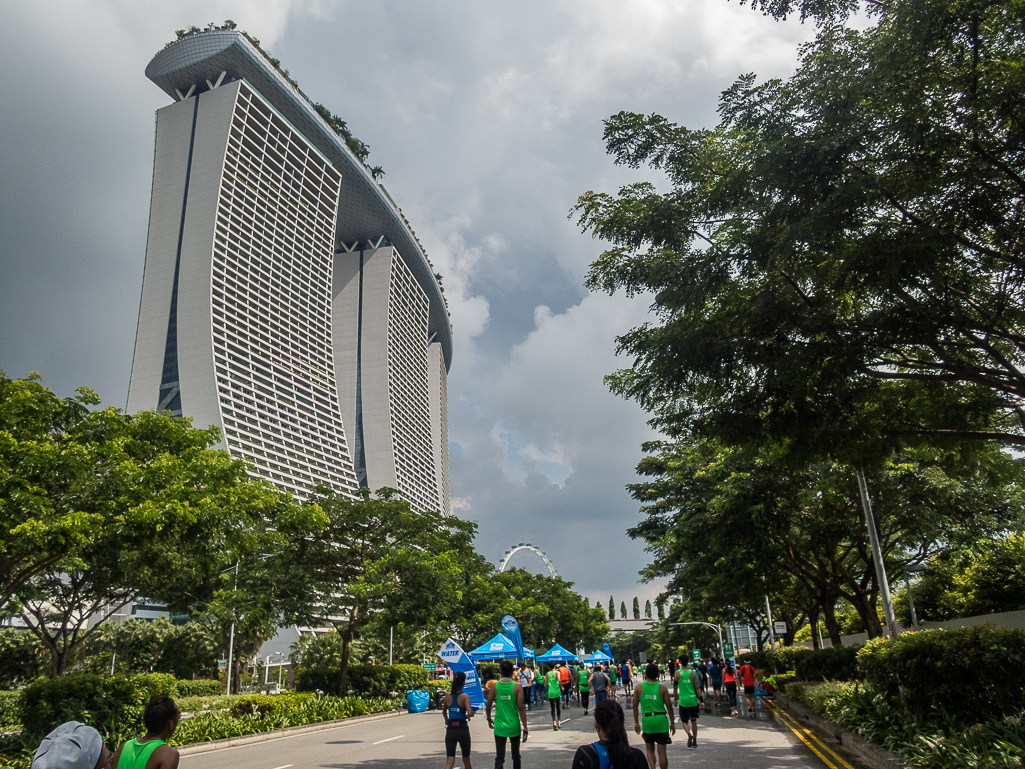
xmin=498 ymin=543 xmax=558 ymax=577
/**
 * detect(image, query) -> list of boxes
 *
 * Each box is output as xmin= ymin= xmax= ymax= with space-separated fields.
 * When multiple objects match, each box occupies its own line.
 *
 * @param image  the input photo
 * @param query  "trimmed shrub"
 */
xmin=794 ymin=645 xmax=860 ymax=681
xmin=0 ymin=691 xmax=22 ymax=730
xmin=741 ymin=646 xmax=811 ymax=671
xmin=857 ymin=626 xmax=1025 ymax=723
xmin=19 ymin=673 xmax=177 ymax=741
xmin=228 ymin=692 xmax=315 ymax=717
xmin=175 ymin=679 xmax=223 ymax=698
xmin=429 ymin=679 xmax=452 ymax=692
xmin=295 ymin=664 xmax=428 ymax=697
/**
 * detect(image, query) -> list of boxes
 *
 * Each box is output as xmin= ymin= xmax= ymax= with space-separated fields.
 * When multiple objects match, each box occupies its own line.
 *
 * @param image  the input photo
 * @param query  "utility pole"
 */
xmin=226 ymin=560 xmax=239 ymax=695
xmin=855 ymin=469 xmax=899 ymax=639
xmin=390 ymin=626 xmax=394 ymax=665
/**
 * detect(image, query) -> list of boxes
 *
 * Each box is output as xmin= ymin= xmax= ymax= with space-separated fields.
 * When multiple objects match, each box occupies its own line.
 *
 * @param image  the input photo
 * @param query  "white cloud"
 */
xmin=0 ymin=0 xmax=818 ymax=602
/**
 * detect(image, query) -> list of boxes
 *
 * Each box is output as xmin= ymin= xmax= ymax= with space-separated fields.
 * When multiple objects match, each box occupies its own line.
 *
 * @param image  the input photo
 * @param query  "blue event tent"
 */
xmin=535 ymin=643 xmax=580 ymax=663
xmin=468 ymin=633 xmax=535 ymax=661
xmin=582 ymin=651 xmax=613 ymax=664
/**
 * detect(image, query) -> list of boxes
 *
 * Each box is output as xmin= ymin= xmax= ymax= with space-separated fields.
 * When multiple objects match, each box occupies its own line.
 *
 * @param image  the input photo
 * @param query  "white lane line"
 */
xmin=372 ymin=735 xmax=406 ymax=745
xmin=270 ymin=765 xmax=293 ymax=769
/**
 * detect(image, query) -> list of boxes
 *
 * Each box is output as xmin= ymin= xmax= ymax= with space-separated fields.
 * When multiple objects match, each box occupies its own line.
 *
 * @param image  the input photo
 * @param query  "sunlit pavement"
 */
xmin=179 ymin=692 xmax=861 ymax=769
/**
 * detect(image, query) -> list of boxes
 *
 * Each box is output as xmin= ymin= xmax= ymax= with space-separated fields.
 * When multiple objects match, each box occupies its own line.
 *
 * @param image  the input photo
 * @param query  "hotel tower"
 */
xmin=126 ymin=29 xmax=452 ymax=514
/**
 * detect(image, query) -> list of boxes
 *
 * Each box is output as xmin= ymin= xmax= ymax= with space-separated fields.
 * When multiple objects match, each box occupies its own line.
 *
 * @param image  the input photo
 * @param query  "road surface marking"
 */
xmin=768 ymin=703 xmax=856 ymax=769
xmin=270 ymin=765 xmax=293 ymax=769
xmin=372 ymin=735 xmax=405 ymax=745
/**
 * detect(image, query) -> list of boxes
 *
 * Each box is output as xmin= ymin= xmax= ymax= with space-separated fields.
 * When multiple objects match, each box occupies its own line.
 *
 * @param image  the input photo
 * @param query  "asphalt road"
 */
xmin=179 ymin=693 xmax=858 ymax=769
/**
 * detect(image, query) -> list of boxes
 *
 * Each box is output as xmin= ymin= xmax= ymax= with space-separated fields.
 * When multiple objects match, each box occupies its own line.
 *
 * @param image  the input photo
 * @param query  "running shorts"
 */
xmin=446 ymin=724 xmax=471 ymax=757
xmin=642 ymin=731 xmax=672 ymax=745
xmin=679 ymin=705 xmax=700 ymax=720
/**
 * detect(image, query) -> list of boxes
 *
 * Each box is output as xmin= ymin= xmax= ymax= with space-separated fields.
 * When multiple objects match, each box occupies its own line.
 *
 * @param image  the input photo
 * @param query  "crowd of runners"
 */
xmin=442 ymin=655 xmax=764 ymax=769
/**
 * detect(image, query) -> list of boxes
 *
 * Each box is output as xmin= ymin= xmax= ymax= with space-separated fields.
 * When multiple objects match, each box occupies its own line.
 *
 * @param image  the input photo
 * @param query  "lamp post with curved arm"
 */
xmin=666 ymin=622 xmax=724 ymax=655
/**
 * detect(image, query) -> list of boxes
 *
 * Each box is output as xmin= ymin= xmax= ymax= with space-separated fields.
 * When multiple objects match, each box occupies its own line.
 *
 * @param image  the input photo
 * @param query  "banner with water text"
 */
xmin=438 ymin=638 xmax=485 ymax=709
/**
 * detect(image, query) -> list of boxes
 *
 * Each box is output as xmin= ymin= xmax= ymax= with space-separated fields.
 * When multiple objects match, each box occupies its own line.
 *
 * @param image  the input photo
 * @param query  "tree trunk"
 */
xmin=850 ymin=589 xmax=884 ymax=638
xmin=338 ymin=623 xmax=357 ymax=697
xmin=822 ymin=602 xmax=843 ymax=646
xmin=809 ymin=607 xmax=821 ymax=650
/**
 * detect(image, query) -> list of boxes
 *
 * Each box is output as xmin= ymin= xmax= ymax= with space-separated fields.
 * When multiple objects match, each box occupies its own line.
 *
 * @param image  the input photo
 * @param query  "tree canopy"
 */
xmin=575 ymin=0 xmax=1025 ymax=462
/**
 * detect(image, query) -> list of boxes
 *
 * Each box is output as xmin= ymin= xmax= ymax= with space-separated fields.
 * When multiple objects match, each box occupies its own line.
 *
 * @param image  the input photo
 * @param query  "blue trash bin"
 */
xmin=407 ymin=689 xmax=430 ymax=713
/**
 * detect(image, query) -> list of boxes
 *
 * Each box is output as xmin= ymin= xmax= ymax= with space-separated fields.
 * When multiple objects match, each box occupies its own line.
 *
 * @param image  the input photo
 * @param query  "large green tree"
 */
xmin=575 ymin=0 xmax=1025 ymax=460
xmin=0 ymin=372 xmax=303 ymax=676
xmin=285 ymin=488 xmax=475 ymax=695
xmin=629 ymin=437 xmax=1025 ymax=640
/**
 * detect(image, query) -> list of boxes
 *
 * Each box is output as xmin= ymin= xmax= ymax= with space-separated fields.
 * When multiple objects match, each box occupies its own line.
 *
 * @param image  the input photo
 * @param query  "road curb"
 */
xmin=773 ymin=692 xmax=906 ymax=769
xmin=177 ymin=708 xmax=410 ymax=755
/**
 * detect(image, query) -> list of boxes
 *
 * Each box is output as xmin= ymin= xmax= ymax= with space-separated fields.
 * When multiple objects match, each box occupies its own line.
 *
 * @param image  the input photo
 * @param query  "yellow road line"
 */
xmin=767 ymin=701 xmax=857 ymax=769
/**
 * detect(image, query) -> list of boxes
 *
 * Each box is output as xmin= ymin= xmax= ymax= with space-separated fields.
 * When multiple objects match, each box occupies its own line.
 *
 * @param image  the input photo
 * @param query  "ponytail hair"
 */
xmin=452 ymin=671 xmax=466 ymax=698
xmin=593 ymin=699 xmax=631 ymax=769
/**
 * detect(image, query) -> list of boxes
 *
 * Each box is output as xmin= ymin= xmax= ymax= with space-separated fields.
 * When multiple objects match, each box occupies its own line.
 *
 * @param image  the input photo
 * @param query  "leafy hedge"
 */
xmin=827 ymin=683 xmax=1025 ymax=768
xmin=795 ymin=645 xmax=860 ymax=681
xmin=0 ymin=691 xmax=21 ymax=730
xmin=295 ymin=664 xmax=429 ymax=696
xmin=175 ymin=679 xmax=223 ymax=698
xmin=857 ymin=626 xmax=1025 ymax=723
xmin=228 ymin=693 xmax=315 ymax=717
xmin=742 ymin=645 xmax=859 ymax=681
xmin=741 ymin=646 xmax=811 ymax=671
xmin=172 ymin=695 xmax=398 ymax=746
xmin=20 ymin=672 xmax=179 ymax=741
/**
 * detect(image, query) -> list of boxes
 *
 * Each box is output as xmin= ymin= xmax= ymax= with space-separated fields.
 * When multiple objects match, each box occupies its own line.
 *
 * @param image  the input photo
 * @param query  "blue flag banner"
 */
xmin=438 ymin=638 xmax=485 ymax=709
xmin=602 ymin=642 xmax=613 ymax=661
xmin=501 ymin=615 xmax=525 ymax=662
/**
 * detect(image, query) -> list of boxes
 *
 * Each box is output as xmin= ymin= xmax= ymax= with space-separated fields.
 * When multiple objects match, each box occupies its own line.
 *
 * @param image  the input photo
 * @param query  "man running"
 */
xmin=486 ymin=660 xmax=528 ymax=769
xmin=578 ymin=663 xmax=591 ymax=714
xmin=547 ymin=664 xmax=563 ymax=729
xmin=632 ymin=662 xmax=674 ymax=769
xmin=608 ymin=659 xmax=618 ymax=699
xmin=673 ymin=659 xmax=704 ymax=748
xmin=114 ymin=695 xmax=181 ymax=769
xmin=738 ymin=659 xmax=759 ymax=718
xmin=620 ymin=660 xmax=633 ymax=702
xmin=560 ymin=662 xmax=573 ymax=707
xmin=708 ymin=658 xmax=723 ymax=706
xmin=590 ymin=663 xmax=610 ymax=704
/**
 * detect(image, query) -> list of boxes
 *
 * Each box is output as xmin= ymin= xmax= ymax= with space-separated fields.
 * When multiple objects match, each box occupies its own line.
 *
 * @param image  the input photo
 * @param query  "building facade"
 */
xmin=127 ymin=30 xmax=451 ymax=513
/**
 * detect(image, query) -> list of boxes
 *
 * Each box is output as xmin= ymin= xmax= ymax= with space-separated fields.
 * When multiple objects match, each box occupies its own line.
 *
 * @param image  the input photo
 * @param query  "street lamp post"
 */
xmin=666 ymin=622 xmax=724 ymax=655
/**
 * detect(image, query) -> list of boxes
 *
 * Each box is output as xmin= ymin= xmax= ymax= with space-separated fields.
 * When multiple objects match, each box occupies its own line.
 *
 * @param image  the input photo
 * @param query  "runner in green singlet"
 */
xmin=577 ymin=664 xmax=591 ymax=714
xmin=632 ymin=662 xmax=674 ymax=769
xmin=673 ymin=659 xmax=704 ymax=748
xmin=608 ymin=660 xmax=618 ymax=699
xmin=547 ymin=664 xmax=563 ymax=729
xmin=114 ymin=695 xmax=181 ymax=769
xmin=486 ymin=660 xmax=528 ymax=769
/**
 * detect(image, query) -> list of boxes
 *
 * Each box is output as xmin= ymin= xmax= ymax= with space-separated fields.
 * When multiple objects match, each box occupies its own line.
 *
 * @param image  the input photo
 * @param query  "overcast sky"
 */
xmin=0 ymin=0 xmax=815 ymax=608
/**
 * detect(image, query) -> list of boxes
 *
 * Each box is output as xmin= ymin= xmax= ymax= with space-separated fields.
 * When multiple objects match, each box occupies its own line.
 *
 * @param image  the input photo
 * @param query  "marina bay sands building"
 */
xmin=127 ymin=29 xmax=452 ymax=514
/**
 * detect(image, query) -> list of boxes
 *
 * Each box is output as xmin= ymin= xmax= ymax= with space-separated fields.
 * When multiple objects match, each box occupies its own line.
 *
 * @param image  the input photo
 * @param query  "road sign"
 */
xmin=773 ymin=621 xmax=787 ymax=634
xmin=692 ymin=648 xmax=701 ymax=662
xmin=422 ymin=663 xmax=437 ymax=671
xmin=722 ymin=641 xmax=735 ymax=658
xmin=217 ymin=658 xmax=228 ymax=672
xmin=639 ymin=651 xmax=647 ymax=663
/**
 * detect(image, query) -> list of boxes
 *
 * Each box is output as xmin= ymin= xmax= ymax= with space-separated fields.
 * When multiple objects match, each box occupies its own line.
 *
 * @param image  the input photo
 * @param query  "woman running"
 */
xmin=571 ymin=699 xmax=648 ymax=769
xmin=442 ymin=671 xmax=475 ymax=769
xmin=723 ymin=662 xmax=738 ymax=716
xmin=547 ymin=663 xmax=563 ymax=729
